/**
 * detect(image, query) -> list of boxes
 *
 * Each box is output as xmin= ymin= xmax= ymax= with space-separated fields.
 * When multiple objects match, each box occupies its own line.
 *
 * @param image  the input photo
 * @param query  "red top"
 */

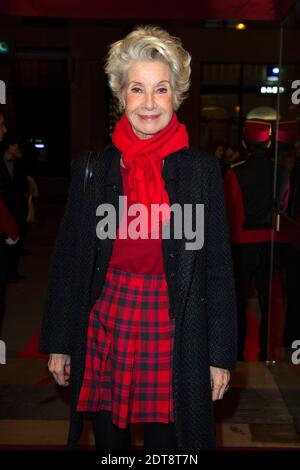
xmin=107 ymin=165 xmax=165 ymax=274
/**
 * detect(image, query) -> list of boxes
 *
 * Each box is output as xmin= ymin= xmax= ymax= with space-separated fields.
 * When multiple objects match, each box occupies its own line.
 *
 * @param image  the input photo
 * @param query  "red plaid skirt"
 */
xmin=77 ymin=267 xmax=176 ymax=428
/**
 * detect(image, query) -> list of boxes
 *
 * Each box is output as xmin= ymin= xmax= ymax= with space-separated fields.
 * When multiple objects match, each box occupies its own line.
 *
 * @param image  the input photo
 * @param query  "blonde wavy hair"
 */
xmin=105 ymin=25 xmax=191 ymax=111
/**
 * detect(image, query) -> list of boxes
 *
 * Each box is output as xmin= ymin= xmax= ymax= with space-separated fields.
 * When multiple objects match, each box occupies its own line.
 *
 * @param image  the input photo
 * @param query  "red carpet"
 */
xmin=19 ymin=329 xmax=47 ymax=359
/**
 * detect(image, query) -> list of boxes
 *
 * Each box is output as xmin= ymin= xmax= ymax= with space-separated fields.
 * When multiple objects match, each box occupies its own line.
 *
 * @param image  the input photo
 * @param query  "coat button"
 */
xmin=200 ymin=297 xmax=205 ymax=302
xmin=169 ymin=252 xmax=175 ymax=258
xmin=112 ymin=184 xmax=118 ymax=192
xmin=170 ymin=272 xmax=175 ymax=278
xmin=96 ymin=266 xmax=100 ymax=271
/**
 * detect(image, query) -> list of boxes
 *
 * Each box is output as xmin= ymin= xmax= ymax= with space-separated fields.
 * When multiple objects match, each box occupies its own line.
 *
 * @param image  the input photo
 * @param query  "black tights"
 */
xmin=92 ymin=411 xmax=177 ymax=451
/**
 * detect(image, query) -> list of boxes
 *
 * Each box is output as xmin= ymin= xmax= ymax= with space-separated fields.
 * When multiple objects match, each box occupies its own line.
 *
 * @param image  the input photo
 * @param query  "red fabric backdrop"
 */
xmin=0 ymin=0 xmax=294 ymax=20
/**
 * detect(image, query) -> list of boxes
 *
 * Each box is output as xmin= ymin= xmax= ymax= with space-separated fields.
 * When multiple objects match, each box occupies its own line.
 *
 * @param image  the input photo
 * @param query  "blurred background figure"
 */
xmin=214 ymin=141 xmax=225 ymax=160
xmin=224 ymin=144 xmax=245 ymax=169
xmin=0 ymin=112 xmax=20 ymax=330
xmin=26 ymin=174 xmax=39 ymax=226
xmin=211 ymin=141 xmax=227 ymax=176
xmin=0 ymin=133 xmax=29 ymax=282
xmin=275 ymin=121 xmax=300 ymax=348
xmin=225 ymin=144 xmax=240 ymax=164
xmin=217 ymin=143 xmax=246 ymax=177
xmin=224 ymin=119 xmax=289 ymax=361
xmin=0 ymin=112 xmax=7 ymax=142
xmin=0 ymin=198 xmax=19 ymax=331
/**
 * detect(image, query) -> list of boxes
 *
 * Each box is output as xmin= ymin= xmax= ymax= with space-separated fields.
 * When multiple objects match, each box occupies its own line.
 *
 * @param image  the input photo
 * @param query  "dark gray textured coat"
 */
xmin=39 ymin=145 xmax=237 ymax=450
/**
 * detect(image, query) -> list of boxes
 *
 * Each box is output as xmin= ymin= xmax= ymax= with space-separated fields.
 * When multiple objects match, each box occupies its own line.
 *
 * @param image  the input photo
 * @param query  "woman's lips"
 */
xmin=139 ymin=115 xmax=160 ymax=120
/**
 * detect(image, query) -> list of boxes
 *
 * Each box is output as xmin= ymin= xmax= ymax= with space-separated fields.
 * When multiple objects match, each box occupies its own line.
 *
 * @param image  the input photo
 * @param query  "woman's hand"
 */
xmin=48 ymin=353 xmax=71 ymax=387
xmin=209 ymin=366 xmax=230 ymax=401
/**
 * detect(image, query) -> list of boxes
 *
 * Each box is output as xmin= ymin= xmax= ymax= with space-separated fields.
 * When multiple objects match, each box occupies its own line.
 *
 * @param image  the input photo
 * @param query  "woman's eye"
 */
xmin=157 ymin=87 xmax=168 ymax=94
xmin=131 ymin=87 xmax=142 ymax=93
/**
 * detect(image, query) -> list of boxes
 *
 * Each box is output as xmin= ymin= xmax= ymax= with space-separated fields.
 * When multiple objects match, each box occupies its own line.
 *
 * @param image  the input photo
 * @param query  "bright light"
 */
xmin=0 ymin=41 xmax=9 ymax=54
xmin=235 ymin=23 xmax=247 ymax=30
xmin=34 ymin=144 xmax=45 ymax=149
xmin=260 ymin=86 xmax=285 ymax=94
xmin=272 ymin=67 xmax=280 ymax=74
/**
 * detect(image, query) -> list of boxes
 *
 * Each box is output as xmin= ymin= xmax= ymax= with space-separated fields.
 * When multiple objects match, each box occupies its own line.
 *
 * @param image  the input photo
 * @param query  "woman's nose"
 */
xmin=144 ymin=92 xmax=155 ymax=110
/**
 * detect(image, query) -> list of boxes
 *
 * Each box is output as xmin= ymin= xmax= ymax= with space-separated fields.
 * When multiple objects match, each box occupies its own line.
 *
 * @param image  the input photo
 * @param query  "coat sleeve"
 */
xmin=206 ymin=158 xmax=237 ymax=369
xmin=39 ymin=153 xmax=87 ymax=355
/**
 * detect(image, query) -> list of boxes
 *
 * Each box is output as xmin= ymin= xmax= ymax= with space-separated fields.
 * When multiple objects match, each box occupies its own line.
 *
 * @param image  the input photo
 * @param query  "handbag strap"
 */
xmin=83 ymin=145 xmax=115 ymax=193
xmin=84 ymin=151 xmax=98 ymax=193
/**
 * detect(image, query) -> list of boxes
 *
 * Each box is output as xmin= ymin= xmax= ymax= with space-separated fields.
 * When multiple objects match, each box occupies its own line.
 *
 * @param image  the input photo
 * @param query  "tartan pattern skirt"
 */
xmin=77 ymin=266 xmax=176 ymax=429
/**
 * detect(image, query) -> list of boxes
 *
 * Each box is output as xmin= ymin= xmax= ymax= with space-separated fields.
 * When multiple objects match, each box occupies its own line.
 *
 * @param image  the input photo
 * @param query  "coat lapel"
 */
xmin=163 ymin=150 xmax=198 ymax=319
xmin=94 ymin=145 xmax=122 ymax=212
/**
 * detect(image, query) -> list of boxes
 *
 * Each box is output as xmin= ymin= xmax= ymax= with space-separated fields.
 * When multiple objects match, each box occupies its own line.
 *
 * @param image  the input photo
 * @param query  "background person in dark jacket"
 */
xmin=0 ymin=113 xmax=20 ymax=329
xmin=40 ymin=26 xmax=237 ymax=451
xmin=276 ymin=121 xmax=300 ymax=347
xmin=224 ymin=120 xmax=289 ymax=361
xmin=0 ymin=133 xmax=28 ymax=282
xmin=0 ymin=198 xmax=19 ymax=330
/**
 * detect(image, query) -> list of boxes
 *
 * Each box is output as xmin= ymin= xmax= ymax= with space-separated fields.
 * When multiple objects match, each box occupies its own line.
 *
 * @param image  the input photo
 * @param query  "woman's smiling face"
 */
xmin=121 ymin=61 xmax=174 ymax=140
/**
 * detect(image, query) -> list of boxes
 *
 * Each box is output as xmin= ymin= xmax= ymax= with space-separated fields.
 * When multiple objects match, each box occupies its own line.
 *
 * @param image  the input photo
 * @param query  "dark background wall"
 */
xmin=0 ymin=17 xmax=299 ymax=174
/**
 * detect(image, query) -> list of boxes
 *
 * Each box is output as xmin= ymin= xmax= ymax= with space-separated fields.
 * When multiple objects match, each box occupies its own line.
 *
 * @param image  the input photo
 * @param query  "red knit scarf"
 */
xmin=112 ymin=113 xmax=189 ymax=233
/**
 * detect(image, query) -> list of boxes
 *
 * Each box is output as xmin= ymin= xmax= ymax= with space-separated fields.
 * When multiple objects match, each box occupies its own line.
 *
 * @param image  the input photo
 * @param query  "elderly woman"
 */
xmin=40 ymin=26 xmax=237 ymax=451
